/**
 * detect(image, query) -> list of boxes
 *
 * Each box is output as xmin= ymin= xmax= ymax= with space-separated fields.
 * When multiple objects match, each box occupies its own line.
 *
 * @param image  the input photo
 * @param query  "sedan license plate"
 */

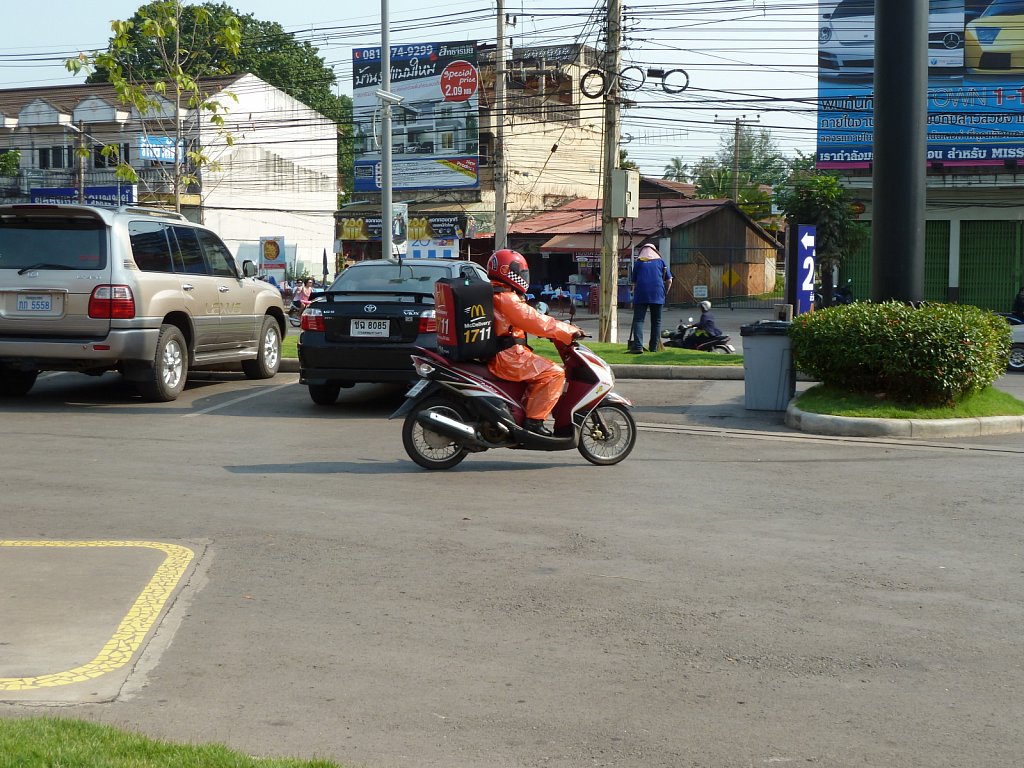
xmin=351 ymin=318 xmax=390 ymax=337
xmin=17 ymin=293 xmax=52 ymax=312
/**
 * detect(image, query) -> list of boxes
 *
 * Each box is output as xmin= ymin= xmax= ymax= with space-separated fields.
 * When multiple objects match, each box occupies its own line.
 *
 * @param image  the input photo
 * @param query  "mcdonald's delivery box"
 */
xmin=434 ymin=278 xmax=496 ymax=361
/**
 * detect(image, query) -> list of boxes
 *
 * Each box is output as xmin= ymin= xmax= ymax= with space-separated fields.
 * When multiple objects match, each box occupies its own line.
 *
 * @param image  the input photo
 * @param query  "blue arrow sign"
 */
xmin=796 ymin=225 xmax=815 ymax=315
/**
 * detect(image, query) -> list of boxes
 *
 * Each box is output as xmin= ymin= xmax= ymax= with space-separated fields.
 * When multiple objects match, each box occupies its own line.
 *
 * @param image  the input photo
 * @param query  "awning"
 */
xmin=539 ymin=233 xmax=631 ymax=256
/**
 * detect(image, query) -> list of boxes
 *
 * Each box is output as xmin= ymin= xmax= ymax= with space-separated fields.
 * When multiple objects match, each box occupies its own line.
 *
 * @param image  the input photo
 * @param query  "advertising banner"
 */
xmin=341 ymin=213 xmax=475 ymax=241
xmin=817 ymin=0 xmax=1024 ymax=169
xmin=259 ymin=236 xmax=286 ymax=273
xmin=31 ymin=185 xmax=136 ymax=206
xmin=352 ymin=41 xmax=480 ymax=191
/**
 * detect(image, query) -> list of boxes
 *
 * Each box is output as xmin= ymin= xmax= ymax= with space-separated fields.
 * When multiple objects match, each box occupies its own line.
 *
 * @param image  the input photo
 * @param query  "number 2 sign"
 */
xmin=796 ymin=225 xmax=816 ymax=315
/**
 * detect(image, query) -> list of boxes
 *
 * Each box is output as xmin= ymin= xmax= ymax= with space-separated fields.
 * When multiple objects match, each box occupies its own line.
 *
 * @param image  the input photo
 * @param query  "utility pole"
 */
xmin=76 ymin=120 xmax=86 ymax=203
xmin=380 ymin=0 xmax=393 ymax=261
xmin=871 ymin=0 xmax=927 ymax=302
xmin=598 ymin=0 xmax=622 ymax=343
xmin=494 ymin=0 xmax=508 ymax=250
xmin=714 ymin=114 xmax=759 ymax=202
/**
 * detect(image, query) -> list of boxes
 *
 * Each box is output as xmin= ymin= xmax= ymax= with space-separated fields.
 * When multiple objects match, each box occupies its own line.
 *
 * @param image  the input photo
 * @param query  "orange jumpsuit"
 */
xmin=488 ymin=287 xmax=580 ymax=420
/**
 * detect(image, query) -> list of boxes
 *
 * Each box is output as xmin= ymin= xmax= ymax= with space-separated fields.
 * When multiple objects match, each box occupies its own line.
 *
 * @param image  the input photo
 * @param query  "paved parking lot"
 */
xmin=2 ymin=369 xmax=1023 ymax=767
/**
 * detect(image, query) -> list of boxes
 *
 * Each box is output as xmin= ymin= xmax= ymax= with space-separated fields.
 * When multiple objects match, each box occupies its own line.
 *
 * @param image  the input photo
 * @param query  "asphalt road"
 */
xmin=2 ymin=370 xmax=1023 ymax=767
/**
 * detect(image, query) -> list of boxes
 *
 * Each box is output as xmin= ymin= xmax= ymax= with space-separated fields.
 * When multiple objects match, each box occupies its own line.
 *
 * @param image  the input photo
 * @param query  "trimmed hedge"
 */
xmin=788 ymin=301 xmax=1011 ymax=406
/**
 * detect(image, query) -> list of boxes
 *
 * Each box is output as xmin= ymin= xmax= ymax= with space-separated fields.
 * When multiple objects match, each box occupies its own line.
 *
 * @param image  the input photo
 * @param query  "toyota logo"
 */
xmin=364 ymin=304 xmax=377 ymax=312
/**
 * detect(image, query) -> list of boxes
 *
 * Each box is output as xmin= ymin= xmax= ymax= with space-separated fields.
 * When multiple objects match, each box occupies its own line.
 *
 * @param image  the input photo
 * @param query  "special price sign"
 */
xmin=440 ymin=60 xmax=478 ymax=102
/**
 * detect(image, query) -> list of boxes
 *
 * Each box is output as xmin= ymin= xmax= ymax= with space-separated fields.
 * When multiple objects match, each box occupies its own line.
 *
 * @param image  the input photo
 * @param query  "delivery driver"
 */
xmin=487 ymin=249 xmax=584 ymax=436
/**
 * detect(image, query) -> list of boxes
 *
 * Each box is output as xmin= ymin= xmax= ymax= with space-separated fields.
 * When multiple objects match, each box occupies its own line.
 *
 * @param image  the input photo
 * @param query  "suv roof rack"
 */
xmin=119 ymin=205 xmax=188 ymax=221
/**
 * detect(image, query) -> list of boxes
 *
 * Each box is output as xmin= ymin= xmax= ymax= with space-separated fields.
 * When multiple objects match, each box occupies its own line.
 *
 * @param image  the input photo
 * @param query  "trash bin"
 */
xmin=740 ymin=320 xmax=795 ymax=411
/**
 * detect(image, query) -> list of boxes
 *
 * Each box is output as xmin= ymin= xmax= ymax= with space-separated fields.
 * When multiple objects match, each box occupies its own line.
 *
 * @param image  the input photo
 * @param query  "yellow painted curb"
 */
xmin=0 ymin=540 xmax=194 ymax=690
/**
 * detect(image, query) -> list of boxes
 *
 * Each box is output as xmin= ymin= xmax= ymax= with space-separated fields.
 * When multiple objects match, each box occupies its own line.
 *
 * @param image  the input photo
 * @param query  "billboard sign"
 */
xmin=352 ymin=41 xmax=480 ymax=192
xmin=816 ymin=0 xmax=1024 ymax=169
xmin=259 ymin=236 xmax=286 ymax=272
xmin=31 ymin=185 xmax=136 ymax=206
xmin=137 ymin=135 xmax=182 ymax=163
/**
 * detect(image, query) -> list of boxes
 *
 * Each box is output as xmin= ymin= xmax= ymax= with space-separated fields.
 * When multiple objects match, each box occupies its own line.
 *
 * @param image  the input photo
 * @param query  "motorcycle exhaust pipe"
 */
xmin=418 ymin=411 xmax=478 ymax=441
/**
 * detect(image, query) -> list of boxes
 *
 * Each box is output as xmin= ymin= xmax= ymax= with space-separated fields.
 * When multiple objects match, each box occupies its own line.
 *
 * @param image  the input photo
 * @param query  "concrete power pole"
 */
xmin=494 ymin=0 xmax=508 ymax=250
xmin=380 ymin=0 xmax=394 ymax=261
xmin=598 ymin=0 xmax=622 ymax=343
xmin=871 ymin=0 xmax=927 ymax=302
xmin=714 ymin=115 xmax=759 ymax=203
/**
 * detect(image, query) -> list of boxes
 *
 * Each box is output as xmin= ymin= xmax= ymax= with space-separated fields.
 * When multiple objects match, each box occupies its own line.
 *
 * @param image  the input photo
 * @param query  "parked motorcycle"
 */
xmin=390 ymin=337 xmax=636 ymax=470
xmin=662 ymin=319 xmax=736 ymax=354
xmin=814 ymin=278 xmax=854 ymax=308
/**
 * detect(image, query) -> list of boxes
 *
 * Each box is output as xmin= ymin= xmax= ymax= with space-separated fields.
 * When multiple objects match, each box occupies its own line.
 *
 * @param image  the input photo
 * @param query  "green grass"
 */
xmin=283 ymin=334 xmax=298 ymax=358
xmin=0 ymin=717 xmax=342 ymax=768
xmin=280 ymin=333 xmax=742 ymax=367
xmin=794 ymin=384 xmax=1024 ymax=419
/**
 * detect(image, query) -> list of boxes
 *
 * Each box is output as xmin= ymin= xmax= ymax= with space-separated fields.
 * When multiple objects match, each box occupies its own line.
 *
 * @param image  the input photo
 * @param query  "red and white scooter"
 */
xmin=390 ymin=337 xmax=636 ymax=470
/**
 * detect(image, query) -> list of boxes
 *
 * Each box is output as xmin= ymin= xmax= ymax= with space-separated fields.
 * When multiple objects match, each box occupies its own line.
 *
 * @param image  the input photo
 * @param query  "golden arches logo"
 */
xmin=465 ymin=303 xmax=487 ymax=319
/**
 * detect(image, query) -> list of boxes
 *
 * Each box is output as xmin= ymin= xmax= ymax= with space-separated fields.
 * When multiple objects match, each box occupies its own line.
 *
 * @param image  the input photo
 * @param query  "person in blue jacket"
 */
xmin=627 ymin=242 xmax=672 ymax=353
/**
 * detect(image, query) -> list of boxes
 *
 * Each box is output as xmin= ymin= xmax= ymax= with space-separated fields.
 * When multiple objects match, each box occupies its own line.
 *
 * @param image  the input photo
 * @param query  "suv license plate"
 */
xmin=351 ymin=318 xmax=390 ymax=337
xmin=17 ymin=294 xmax=52 ymax=312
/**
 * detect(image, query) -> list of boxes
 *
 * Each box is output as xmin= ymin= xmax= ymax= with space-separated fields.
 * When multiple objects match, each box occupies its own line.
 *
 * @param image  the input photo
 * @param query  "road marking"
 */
xmin=637 ymin=422 xmax=1024 ymax=455
xmin=183 ymin=381 xmax=296 ymax=417
xmin=0 ymin=540 xmax=194 ymax=690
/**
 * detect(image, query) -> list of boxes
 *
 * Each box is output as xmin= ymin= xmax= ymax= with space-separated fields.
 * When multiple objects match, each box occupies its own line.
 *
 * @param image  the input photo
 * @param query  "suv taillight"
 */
xmin=89 ymin=285 xmax=136 ymax=319
xmin=418 ymin=309 xmax=437 ymax=333
xmin=300 ymin=307 xmax=325 ymax=332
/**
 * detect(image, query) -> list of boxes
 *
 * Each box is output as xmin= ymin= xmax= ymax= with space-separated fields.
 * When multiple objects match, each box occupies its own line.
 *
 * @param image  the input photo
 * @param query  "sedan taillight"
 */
xmin=418 ymin=309 xmax=437 ymax=333
xmin=300 ymin=307 xmax=325 ymax=332
xmin=89 ymin=285 xmax=136 ymax=319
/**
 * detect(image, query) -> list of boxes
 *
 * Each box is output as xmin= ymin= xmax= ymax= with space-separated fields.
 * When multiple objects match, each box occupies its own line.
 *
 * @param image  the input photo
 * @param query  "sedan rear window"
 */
xmin=333 ymin=263 xmax=460 ymax=294
xmin=0 ymin=215 xmax=107 ymax=270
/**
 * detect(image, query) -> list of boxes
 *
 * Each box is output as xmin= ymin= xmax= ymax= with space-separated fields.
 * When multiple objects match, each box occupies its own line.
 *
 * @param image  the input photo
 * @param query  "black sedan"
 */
xmin=297 ymin=257 xmax=488 ymax=404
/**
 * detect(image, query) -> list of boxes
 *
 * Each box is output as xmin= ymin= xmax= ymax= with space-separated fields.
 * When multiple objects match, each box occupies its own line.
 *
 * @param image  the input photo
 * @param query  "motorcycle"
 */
xmin=662 ymin=319 xmax=736 ymax=354
xmin=390 ymin=337 xmax=636 ymax=470
xmin=814 ymin=278 xmax=854 ymax=308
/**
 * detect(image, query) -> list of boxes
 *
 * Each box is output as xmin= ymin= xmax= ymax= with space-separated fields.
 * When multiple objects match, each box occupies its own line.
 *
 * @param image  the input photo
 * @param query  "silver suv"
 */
xmin=0 ymin=204 xmax=285 ymax=401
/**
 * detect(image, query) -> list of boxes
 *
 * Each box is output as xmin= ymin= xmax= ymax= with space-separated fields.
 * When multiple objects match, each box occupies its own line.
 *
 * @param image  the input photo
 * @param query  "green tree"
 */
xmin=713 ymin=127 xmax=789 ymax=189
xmin=78 ymin=1 xmax=353 ymax=200
xmin=662 ymin=156 xmax=690 ymax=182
xmin=67 ymin=1 xmax=242 ymax=211
xmin=618 ymin=149 xmax=639 ymax=171
xmin=691 ymin=160 xmax=771 ymax=219
xmin=776 ymin=170 xmax=867 ymax=306
xmin=0 ymin=150 xmax=20 ymax=177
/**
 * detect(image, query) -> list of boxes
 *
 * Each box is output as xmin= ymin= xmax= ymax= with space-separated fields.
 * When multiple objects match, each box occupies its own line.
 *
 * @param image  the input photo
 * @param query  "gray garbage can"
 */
xmin=740 ymin=320 xmax=795 ymax=411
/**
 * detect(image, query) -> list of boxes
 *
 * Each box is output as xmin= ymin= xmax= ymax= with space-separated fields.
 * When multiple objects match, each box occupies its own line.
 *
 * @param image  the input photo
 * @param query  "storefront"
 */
xmin=336 ymin=209 xmax=495 ymax=262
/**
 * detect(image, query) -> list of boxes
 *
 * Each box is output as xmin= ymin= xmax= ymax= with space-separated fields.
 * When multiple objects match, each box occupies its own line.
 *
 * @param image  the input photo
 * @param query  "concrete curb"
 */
xmin=785 ymin=401 xmax=1024 ymax=438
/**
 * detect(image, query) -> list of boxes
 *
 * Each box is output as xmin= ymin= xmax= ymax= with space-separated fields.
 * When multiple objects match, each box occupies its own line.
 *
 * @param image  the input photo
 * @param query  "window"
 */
xmin=440 ymin=131 xmax=455 ymax=151
xmin=170 ymin=225 xmax=207 ymax=275
xmin=129 ymin=221 xmax=175 ymax=273
xmin=196 ymin=228 xmax=237 ymax=278
xmin=93 ymin=143 xmax=131 ymax=169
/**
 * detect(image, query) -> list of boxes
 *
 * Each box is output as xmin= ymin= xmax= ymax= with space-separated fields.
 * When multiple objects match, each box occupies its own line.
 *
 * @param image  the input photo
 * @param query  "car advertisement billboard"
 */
xmin=817 ymin=0 xmax=1024 ymax=169
xmin=352 ymin=41 xmax=480 ymax=192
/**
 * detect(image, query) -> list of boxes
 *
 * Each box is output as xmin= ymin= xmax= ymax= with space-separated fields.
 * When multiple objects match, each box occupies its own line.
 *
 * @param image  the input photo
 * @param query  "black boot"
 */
xmin=524 ymin=418 xmax=553 ymax=436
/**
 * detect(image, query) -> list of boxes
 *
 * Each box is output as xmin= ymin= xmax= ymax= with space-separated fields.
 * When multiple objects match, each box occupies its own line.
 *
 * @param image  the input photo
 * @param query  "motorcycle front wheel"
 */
xmin=578 ymin=402 xmax=636 ymax=466
xmin=402 ymin=396 xmax=470 ymax=470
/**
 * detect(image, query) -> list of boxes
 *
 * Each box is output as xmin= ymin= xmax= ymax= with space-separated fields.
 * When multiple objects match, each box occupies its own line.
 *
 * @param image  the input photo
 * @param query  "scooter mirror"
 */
xmin=535 ymin=301 xmax=549 ymax=315
xmin=687 ymin=317 xmax=694 ymax=322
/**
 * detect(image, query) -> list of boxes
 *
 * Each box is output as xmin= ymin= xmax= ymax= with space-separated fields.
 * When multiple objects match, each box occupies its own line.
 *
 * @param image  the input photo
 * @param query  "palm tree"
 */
xmin=662 ymin=157 xmax=690 ymax=182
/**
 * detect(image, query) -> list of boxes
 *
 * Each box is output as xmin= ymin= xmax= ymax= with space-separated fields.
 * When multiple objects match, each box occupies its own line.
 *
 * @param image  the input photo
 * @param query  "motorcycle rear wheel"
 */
xmin=578 ymin=402 xmax=636 ymax=466
xmin=402 ymin=396 xmax=470 ymax=470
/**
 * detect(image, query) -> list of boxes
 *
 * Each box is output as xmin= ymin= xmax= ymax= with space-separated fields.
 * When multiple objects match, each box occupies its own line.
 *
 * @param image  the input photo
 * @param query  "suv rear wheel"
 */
xmin=0 ymin=368 xmax=38 ymax=397
xmin=137 ymin=324 xmax=188 ymax=402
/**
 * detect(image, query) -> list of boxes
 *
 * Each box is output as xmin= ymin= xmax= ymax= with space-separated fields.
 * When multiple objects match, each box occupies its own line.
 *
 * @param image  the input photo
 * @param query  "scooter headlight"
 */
xmin=415 ymin=361 xmax=436 ymax=377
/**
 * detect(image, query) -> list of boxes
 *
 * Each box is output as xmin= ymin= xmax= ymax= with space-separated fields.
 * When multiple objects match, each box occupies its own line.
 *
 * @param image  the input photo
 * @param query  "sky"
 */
xmin=0 ymin=0 xmax=821 ymax=178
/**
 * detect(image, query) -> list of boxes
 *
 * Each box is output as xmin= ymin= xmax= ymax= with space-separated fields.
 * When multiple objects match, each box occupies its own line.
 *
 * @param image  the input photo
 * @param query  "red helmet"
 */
xmin=487 ymin=249 xmax=530 ymax=295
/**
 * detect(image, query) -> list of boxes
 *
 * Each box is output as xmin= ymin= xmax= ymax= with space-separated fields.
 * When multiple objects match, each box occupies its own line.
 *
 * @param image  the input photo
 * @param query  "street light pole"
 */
xmin=381 ymin=0 xmax=393 ymax=261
